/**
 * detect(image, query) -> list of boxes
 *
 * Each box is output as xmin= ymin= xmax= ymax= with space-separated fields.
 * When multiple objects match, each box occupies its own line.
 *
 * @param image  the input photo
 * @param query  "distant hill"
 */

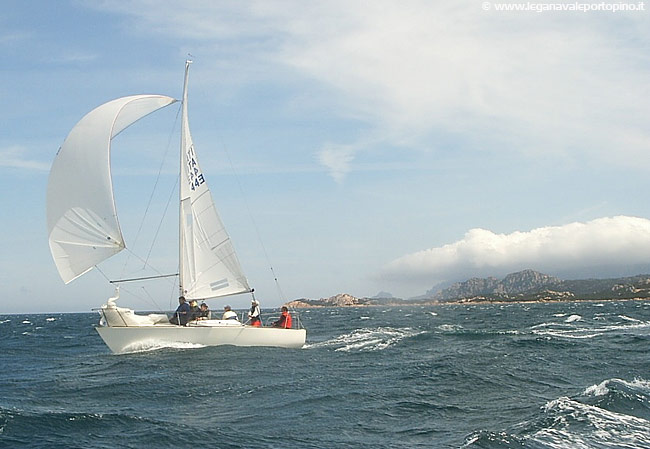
xmin=425 ymin=269 xmax=650 ymax=303
xmin=287 ymin=293 xmax=398 ymax=308
xmin=429 ymin=269 xmax=562 ymax=302
xmin=372 ymin=291 xmax=395 ymax=299
xmin=286 ymin=269 xmax=650 ymax=307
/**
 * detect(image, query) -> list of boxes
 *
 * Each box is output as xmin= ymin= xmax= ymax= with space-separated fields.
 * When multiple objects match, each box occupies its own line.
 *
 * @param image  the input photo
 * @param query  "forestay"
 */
xmin=47 ymin=95 xmax=177 ymax=284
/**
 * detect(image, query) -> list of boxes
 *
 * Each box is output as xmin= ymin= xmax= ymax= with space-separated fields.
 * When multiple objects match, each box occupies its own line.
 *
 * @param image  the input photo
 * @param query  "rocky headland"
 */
xmin=286 ymin=269 xmax=650 ymax=308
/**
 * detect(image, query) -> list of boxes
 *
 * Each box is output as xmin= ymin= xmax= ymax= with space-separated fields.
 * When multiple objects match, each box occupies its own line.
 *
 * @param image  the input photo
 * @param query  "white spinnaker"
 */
xmin=179 ymin=61 xmax=251 ymax=299
xmin=47 ymin=95 xmax=177 ymax=284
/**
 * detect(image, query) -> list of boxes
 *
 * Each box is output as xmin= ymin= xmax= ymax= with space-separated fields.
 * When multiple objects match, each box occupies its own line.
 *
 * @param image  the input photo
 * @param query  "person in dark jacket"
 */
xmin=188 ymin=299 xmax=201 ymax=322
xmin=197 ymin=303 xmax=210 ymax=320
xmin=169 ymin=296 xmax=190 ymax=325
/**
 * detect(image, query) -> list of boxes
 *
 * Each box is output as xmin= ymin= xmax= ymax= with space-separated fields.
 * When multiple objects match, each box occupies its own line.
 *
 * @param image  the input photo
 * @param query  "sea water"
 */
xmin=1 ymin=300 xmax=649 ymax=448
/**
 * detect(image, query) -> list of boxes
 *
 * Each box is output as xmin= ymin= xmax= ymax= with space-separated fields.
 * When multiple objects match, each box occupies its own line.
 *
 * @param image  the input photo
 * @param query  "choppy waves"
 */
xmin=2 ymin=302 xmax=649 ymax=448
xmin=530 ymin=314 xmax=650 ymax=340
xmin=463 ymin=378 xmax=650 ymax=449
xmin=0 ymin=406 xmax=236 ymax=449
xmin=303 ymin=326 xmax=425 ymax=352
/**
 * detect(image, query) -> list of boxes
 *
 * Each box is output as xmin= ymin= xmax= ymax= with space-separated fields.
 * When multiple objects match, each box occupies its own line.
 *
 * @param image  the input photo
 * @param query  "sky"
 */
xmin=1 ymin=0 xmax=649 ymax=313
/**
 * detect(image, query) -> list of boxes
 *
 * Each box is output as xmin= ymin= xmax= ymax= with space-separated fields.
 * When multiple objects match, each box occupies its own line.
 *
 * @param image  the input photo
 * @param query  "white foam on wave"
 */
xmin=619 ymin=315 xmax=641 ymax=322
xmin=304 ymin=327 xmax=424 ymax=352
xmin=438 ymin=324 xmax=463 ymax=332
xmin=120 ymin=339 xmax=206 ymax=354
xmin=530 ymin=322 xmax=555 ymax=329
xmin=537 ymin=330 xmax=602 ymax=339
xmin=46 ymin=317 xmax=56 ymax=322
xmin=0 ymin=319 xmax=10 ymax=324
xmin=584 ymin=379 xmax=612 ymax=397
xmin=532 ymin=318 xmax=650 ymax=340
xmin=584 ymin=378 xmax=650 ymax=397
xmin=565 ymin=314 xmax=582 ymax=323
xmin=534 ymin=396 xmax=650 ymax=448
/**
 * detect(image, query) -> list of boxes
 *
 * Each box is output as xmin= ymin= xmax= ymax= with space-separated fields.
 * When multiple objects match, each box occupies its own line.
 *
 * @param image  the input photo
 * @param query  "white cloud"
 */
xmin=0 ymin=146 xmax=50 ymax=171
xmin=381 ymin=216 xmax=650 ymax=283
xmin=317 ymin=143 xmax=356 ymax=184
xmin=91 ymin=1 xmax=650 ymax=181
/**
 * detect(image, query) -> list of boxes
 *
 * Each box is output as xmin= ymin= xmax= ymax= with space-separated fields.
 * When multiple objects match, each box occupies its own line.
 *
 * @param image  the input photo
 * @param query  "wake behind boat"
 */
xmin=46 ymin=60 xmax=306 ymax=353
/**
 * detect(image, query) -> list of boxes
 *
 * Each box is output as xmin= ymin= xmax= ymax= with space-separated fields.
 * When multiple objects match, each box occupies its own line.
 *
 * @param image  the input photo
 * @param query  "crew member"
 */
xmin=169 ymin=296 xmax=190 ymax=325
xmin=197 ymin=302 xmax=210 ymax=320
xmin=188 ymin=299 xmax=201 ymax=321
xmin=248 ymin=299 xmax=261 ymax=327
xmin=272 ymin=306 xmax=292 ymax=329
xmin=222 ymin=305 xmax=238 ymax=320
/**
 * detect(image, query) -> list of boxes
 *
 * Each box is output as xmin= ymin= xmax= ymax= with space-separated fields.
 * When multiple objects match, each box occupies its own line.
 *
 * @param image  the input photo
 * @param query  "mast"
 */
xmin=179 ymin=59 xmax=192 ymax=297
xmin=176 ymin=60 xmax=252 ymax=300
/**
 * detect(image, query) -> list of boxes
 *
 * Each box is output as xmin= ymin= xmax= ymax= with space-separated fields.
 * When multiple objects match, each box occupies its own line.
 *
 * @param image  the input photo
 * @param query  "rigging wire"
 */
xmin=220 ymin=141 xmax=287 ymax=304
xmin=120 ymin=103 xmax=182 ymax=276
xmin=143 ymin=174 xmax=179 ymax=267
xmin=96 ymin=263 xmax=176 ymax=312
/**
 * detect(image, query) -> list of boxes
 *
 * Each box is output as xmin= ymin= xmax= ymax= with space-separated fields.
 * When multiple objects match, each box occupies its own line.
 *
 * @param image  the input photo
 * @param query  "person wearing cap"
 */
xmin=169 ymin=296 xmax=190 ymax=325
xmin=222 ymin=305 xmax=238 ymax=320
xmin=272 ymin=306 xmax=292 ymax=329
xmin=248 ymin=299 xmax=261 ymax=327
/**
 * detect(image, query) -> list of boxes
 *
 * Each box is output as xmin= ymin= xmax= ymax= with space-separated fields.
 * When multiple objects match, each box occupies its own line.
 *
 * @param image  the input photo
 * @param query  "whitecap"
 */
xmin=530 ymin=322 xmax=556 ymax=329
xmin=360 ymin=316 xmax=371 ymax=320
xmin=535 ymin=330 xmax=601 ymax=339
xmin=565 ymin=315 xmax=582 ymax=323
xmin=21 ymin=320 xmax=31 ymax=324
xmin=46 ymin=317 xmax=56 ymax=322
xmin=618 ymin=315 xmax=641 ymax=322
xmin=536 ymin=396 xmax=650 ymax=448
xmin=304 ymin=327 xmax=424 ymax=352
xmin=585 ymin=378 xmax=650 ymax=397
xmin=429 ymin=312 xmax=438 ymax=316
xmin=438 ymin=324 xmax=463 ymax=332
xmin=584 ymin=379 xmax=611 ymax=397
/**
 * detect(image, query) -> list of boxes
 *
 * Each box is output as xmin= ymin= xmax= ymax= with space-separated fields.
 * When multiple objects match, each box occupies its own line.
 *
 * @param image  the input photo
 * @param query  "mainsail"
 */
xmin=179 ymin=61 xmax=251 ymax=299
xmin=47 ymin=95 xmax=177 ymax=283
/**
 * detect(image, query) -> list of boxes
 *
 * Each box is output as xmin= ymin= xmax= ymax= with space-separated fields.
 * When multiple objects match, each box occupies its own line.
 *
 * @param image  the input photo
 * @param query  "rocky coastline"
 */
xmin=286 ymin=270 xmax=650 ymax=308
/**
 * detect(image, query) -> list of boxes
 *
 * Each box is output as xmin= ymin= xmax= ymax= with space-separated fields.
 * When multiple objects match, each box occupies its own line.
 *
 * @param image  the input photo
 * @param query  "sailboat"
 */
xmin=46 ymin=60 xmax=306 ymax=353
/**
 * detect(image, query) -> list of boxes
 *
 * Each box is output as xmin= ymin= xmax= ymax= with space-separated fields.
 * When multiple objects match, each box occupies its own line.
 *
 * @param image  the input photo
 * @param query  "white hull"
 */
xmin=96 ymin=321 xmax=306 ymax=354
